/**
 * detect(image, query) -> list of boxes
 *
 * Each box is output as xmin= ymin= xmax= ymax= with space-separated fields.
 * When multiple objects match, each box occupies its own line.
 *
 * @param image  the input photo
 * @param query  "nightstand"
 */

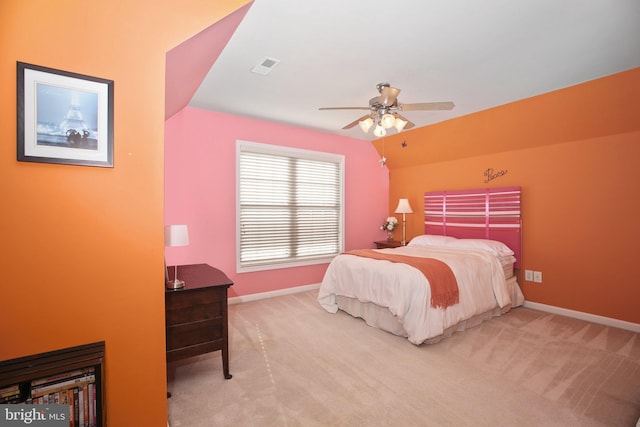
xmin=165 ymin=264 xmax=233 ymax=380
xmin=374 ymin=240 xmax=402 ymax=249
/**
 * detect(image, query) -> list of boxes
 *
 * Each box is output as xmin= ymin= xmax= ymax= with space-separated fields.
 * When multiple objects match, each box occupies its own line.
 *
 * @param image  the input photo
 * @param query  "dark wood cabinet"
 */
xmin=165 ymin=264 xmax=233 ymax=379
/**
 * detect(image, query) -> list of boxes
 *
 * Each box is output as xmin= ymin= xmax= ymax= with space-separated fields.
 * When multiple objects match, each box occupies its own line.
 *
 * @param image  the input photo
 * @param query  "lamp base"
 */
xmin=166 ymin=279 xmax=185 ymax=290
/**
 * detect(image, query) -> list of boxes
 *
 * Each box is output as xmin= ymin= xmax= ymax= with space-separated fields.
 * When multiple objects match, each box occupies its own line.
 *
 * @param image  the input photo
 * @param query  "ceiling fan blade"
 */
xmin=400 ymin=101 xmax=455 ymax=111
xmin=379 ymin=86 xmax=401 ymax=106
xmin=395 ymin=113 xmax=415 ymax=130
xmin=319 ymin=106 xmax=370 ymax=111
xmin=342 ymin=115 xmax=371 ymax=130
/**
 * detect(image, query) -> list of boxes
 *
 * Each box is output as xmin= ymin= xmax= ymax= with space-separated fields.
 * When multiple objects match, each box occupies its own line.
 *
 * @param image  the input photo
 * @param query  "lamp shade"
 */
xmin=394 ymin=198 xmax=413 ymax=214
xmin=393 ymin=117 xmax=408 ymax=132
xmin=359 ymin=117 xmax=374 ymax=133
xmin=380 ymin=113 xmax=395 ymax=129
xmin=165 ymin=224 xmax=190 ymax=247
xmin=373 ymin=124 xmax=387 ymax=137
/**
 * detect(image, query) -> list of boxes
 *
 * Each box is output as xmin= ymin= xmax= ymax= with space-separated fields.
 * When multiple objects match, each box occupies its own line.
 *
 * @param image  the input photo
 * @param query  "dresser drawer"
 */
xmin=166 ymin=341 xmax=224 ymax=363
xmin=166 ymin=318 xmax=223 ymax=351
xmin=165 ymin=289 xmax=224 ymax=325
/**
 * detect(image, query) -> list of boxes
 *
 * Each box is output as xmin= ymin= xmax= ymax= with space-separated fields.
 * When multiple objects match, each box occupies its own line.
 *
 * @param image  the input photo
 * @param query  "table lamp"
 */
xmin=394 ymin=198 xmax=413 ymax=246
xmin=164 ymin=224 xmax=189 ymax=289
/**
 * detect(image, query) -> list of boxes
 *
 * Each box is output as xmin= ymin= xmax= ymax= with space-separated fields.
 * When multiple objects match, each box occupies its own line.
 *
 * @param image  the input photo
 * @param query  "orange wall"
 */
xmin=378 ymin=68 xmax=640 ymax=324
xmin=0 ymin=1 xmax=249 ymax=425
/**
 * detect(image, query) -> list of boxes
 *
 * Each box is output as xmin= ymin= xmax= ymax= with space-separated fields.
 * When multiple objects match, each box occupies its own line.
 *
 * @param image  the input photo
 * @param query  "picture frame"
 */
xmin=17 ymin=62 xmax=114 ymax=167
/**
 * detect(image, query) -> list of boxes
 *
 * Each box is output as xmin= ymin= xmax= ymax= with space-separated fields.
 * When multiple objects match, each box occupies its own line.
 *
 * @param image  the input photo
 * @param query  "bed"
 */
xmin=317 ymin=186 xmax=524 ymax=345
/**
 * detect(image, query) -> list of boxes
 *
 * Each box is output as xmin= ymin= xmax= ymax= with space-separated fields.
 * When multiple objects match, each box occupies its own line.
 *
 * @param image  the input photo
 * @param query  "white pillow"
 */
xmin=408 ymin=234 xmax=457 ymax=247
xmin=446 ymin=238 xmax=514 ymax=257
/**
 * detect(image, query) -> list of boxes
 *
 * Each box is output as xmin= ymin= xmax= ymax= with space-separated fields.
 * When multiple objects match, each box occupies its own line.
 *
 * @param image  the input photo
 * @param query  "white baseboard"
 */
xmin=229 ymin=287 xmax=639 ymax=333
xmin=229 ymin=283 xmax=321 ymax=305
xmin=523 ymin=301 xmax=640 ymax=333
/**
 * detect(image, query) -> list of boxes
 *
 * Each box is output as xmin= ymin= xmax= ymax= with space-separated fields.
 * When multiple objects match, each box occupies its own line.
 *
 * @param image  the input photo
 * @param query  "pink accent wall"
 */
xmin=165 ymin=106 xmax=389 ymax=297
xmin=165 ymin=3 xmax=252 ymax=120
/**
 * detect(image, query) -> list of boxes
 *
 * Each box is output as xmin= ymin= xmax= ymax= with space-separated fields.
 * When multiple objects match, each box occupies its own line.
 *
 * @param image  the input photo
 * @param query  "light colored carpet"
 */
xmin=167 ymin=290 xmax=640 ymax=426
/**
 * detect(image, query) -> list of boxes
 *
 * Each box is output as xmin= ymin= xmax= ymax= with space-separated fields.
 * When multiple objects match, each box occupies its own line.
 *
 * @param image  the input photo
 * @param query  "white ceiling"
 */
xmin=189 ymin=0 xmax=640 ymax=141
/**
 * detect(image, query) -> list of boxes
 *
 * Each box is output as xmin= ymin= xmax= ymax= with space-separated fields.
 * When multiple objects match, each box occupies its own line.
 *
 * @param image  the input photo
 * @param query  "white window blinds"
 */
xmin=237 ymin=141 xmax=344 ymax=271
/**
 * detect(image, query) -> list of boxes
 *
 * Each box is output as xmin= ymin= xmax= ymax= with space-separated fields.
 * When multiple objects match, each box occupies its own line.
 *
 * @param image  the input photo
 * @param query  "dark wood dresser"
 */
xmin=165 ymin=263 xmax=233 ymax=379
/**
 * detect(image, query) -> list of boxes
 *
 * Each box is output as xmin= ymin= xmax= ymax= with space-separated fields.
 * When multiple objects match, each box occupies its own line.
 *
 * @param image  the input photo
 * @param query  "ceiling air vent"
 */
xmin=251 ymin=57 xmax=280 ymax=75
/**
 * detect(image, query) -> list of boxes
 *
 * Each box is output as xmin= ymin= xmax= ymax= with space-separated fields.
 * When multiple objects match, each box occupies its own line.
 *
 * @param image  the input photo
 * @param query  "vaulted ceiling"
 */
xmin=166 ymin=0 xmax=640 ymax=141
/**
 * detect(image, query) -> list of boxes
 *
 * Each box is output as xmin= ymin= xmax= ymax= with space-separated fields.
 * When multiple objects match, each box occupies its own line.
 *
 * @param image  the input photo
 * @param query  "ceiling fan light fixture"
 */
xmin=373 ymin=124 xmax=386 ymax=137
xmin=319 ymin=83 xmax=453 ymax=137
xmin=381 ymin=113 xmax=395 ymax=129
xmin=359 ymin=117 xmax=374 ymax=133
xmin=394 ymin=117 xmax=408 ymax=132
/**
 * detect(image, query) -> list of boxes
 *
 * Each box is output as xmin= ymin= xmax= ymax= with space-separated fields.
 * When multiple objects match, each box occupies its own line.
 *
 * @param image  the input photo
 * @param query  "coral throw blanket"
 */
xmin=344 ymin=249 xmax=460 ymax=309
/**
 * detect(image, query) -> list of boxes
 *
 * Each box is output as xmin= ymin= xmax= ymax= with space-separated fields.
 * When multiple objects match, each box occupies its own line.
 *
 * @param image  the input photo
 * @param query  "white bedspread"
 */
xmin=317 ymin=246 xmax=521 ymax=345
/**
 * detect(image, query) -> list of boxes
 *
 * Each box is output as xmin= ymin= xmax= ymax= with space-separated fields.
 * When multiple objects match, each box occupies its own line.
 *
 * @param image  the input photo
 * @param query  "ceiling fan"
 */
xmin=319 ymin=83 xmax=454 ymax=137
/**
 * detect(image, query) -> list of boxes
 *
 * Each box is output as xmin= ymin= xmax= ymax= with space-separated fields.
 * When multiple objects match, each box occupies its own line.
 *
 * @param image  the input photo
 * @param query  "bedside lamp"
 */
xmin=394 ymin=198 xmax=413 ymax=246
xmin=164 ymin=224 xmax=189 ymax=289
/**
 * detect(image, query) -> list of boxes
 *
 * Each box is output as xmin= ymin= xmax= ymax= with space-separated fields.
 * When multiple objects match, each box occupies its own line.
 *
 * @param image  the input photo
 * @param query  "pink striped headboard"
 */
xmin=424 ymin=186 xmax=522 ymax=268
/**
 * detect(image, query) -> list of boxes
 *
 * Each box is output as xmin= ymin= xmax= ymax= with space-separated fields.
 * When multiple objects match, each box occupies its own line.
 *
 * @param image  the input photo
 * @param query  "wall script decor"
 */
xmin=483 ymin=168 xmax=507 ymax=183
xmin=17 ymin=62 xmax=114 ymax=167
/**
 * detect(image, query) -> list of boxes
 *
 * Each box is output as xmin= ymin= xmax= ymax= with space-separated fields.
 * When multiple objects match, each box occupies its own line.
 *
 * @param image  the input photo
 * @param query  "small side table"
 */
xmin=374 ymin=240 xmax=402 ymax=249
xmin=165 ymin=264 xmax=233 ymax=379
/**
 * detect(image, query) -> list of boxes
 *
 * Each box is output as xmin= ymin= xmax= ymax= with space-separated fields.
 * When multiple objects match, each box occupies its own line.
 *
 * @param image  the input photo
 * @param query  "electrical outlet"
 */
xmin=525 ymin=270 xmax=533 ymax=281
xmin=533 ymin=271 xmax=542 ymax=283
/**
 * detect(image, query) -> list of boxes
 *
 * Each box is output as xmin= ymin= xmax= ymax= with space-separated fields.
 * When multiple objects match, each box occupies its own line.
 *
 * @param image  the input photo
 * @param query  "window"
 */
xmin=237 ymin=141 xmax=344 ymax=272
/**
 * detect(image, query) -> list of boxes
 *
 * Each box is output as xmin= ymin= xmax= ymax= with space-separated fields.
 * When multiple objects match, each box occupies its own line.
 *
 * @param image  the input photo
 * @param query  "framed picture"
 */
xmin=17 ymin=62 xmax=114 ymax=167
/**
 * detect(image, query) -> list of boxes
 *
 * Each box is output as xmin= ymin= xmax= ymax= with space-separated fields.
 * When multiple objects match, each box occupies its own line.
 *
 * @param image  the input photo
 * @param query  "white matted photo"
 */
xmin=17 ymin=62 xmax=114 ymax=167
